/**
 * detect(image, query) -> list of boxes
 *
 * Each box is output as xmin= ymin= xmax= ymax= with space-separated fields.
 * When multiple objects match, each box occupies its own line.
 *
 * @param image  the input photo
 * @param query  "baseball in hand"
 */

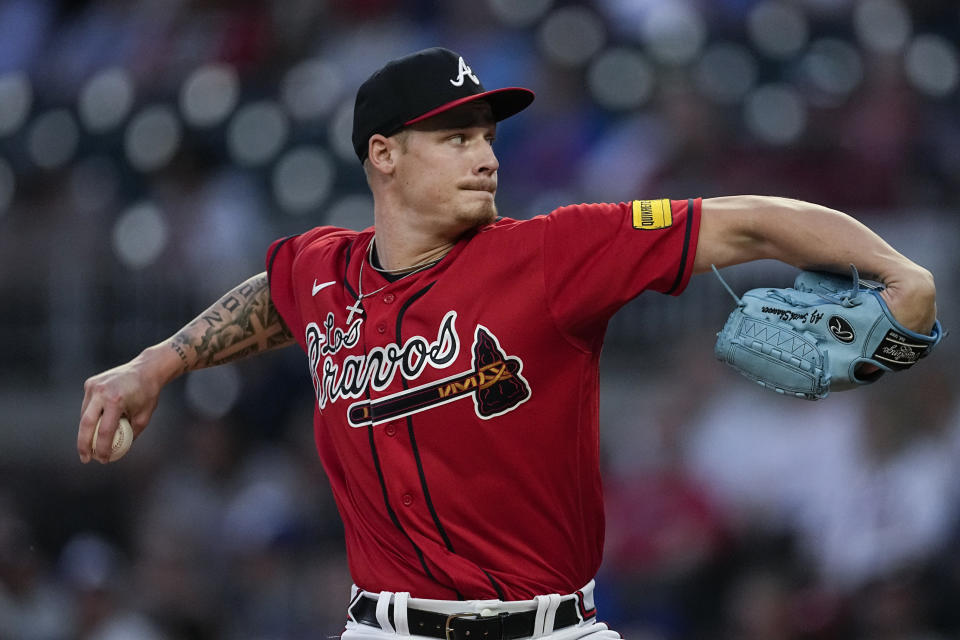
xmin=92 ymin=416 xmax=134 ymax=462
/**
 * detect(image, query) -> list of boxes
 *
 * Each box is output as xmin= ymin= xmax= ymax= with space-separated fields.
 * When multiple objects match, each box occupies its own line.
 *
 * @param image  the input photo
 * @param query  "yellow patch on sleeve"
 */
xmin=632 ymin=199 xmax=673 ymax=230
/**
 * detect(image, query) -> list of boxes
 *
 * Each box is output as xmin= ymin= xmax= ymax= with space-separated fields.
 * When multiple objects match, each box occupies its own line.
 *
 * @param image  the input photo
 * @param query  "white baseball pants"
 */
xmin=340 ymin=579 xmax=621 ymax=640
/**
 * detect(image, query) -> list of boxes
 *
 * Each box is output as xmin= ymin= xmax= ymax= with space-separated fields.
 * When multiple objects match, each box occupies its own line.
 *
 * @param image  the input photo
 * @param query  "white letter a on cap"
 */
xmin=450 ymin=56 xmax=480 ymax=87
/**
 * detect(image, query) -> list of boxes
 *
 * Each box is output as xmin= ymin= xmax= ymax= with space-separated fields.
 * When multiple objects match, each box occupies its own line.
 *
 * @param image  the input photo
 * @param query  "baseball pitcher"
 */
xmin=78 ymin=48 xmax=940 ymax=639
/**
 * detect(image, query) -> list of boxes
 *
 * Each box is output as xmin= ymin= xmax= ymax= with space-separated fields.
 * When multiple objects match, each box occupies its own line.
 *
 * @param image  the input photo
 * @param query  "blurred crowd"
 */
xmin=1 ymin=0 xmax=959 ymax=638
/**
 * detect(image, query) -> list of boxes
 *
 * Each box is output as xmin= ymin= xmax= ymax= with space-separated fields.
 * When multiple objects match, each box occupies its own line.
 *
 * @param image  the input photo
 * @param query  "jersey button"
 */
xmin=383 ymin=293 xmax=396 ymax=303
xmin=376 ymin=323 xmax=387 ymax=334
xmin=384 ymin=424 xmax=397 ymax=437
xmin=401 ymin=493 xmax=413 ymax=507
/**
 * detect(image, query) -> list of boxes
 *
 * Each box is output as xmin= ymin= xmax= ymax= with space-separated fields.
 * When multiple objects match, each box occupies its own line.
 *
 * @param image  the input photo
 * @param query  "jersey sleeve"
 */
xmin=265 ymin=226 xmax=343 ymax=350
xmin=543 ymin=198 xmax=701 ymax=345
xmin=265 ymin=234 xmax=302 ymax=345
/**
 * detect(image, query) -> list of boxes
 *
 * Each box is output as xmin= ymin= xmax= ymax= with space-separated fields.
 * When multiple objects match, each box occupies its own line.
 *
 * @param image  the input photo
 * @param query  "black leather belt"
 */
xmin=349 ymin=595 xmax=582 ymax=640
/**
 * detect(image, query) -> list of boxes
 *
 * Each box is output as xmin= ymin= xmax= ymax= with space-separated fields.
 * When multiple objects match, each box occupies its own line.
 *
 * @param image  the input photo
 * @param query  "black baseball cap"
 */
xmin=352 ymin=47 xmax=535 ymax=162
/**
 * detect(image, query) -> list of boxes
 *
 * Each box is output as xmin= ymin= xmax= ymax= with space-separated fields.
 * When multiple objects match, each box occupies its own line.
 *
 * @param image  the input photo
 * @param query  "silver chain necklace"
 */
xmin=345 ymin=239 xmax=442 ymax=323
xmin=368 ymin=238 xmax=446 ymax=275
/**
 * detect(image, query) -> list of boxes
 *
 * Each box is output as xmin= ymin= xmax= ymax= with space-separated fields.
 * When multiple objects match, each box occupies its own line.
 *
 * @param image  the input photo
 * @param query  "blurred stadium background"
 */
xmin=1 ymin=0 xmax=958 ymax=638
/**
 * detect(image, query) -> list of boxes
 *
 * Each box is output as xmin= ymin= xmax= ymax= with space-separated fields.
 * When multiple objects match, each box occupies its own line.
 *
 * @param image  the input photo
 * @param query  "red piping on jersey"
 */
xmin=365 ymin=411 xmax=443 ymax=591
xmin=664 ymin=199 xmax=695 ymax=296
xmin=395 ymin=282 xmax=494 ymax=601
xmin=344 ymin=238 xmax=360 ymax=300
xmin=266 ymin=235 xmax=297 ymax=287
xmin=575 ymin=590 xmax=597 ymax=620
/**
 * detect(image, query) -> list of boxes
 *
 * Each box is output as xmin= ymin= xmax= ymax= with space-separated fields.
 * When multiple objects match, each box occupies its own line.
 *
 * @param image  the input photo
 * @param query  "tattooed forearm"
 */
xmin=170 ymin=335 xmax=190 ymax=368
xmin=169 ymin=272 xmax=295 ymax=371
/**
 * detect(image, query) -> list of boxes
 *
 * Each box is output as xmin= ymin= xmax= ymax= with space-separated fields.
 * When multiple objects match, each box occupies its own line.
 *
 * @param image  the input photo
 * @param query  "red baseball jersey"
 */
xmin=266 ymin=198 xmax=701 ymax=601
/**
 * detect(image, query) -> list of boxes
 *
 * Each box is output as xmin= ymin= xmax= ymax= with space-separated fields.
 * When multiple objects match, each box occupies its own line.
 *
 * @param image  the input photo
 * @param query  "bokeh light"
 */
xmin=748 ymin=1 xmax=809 ymax=60
xmin=641 ymin=3 xmax=707 ymax=66
xmin=185 ymin=364 xmax=242 ymax=419
xmin=124 ymin=105 xmax=182 ymax=172
xmin=27 ymin=109 xmax=79 ymax=170
xmin=538 ymin=6 xmax=606 ymax=67
xmin=179 ymin=63 xmax=240 ymax=128
xmin=111 ymin=201 xmax=169 ymax=269
xmin=587 ymin=48 xmax=656 ymax=110
xmin=744 ymin=83 xmax=807 ymax=144
xmin=801 ymin=38 xmax=864 ymax=102
xmin=854 ymin=0 xmax=912 ymax=54
xmin=905 ymin=34 xmax=959 ymax=97
xmin=272 ymin=146 xmax=336 ymax=214
xmin=695 ymin=42 xmax=759 ymax=104
xmin=78 ymin=67 xmax=134 ymax=133
xmin=0 ymin=71 xmax=32 ymax=137
xmin=281 ymin=58 xmax=344 ymax=121
xmin=227 ymin=100 xmax=289 ymax=166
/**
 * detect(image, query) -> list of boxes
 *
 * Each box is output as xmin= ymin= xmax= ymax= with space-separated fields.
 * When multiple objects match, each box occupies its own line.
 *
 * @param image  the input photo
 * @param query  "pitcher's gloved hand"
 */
xmin=713 ymin=266 xmax=943 ymax=400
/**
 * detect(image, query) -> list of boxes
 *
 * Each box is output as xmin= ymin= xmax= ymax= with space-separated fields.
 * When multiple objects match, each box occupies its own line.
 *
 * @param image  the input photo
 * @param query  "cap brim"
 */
xmin=404 ymin=87 xmax=535 ymax=127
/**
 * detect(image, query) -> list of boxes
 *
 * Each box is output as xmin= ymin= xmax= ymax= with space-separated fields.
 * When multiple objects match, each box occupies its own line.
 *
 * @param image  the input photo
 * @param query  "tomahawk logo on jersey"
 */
xmin=343 ymin=319 xmax=532 ymax=428
xmin=303 ymin=307 xmax=531 ymax=426
xmin=266 ymin=198 xmax=701 ymax=601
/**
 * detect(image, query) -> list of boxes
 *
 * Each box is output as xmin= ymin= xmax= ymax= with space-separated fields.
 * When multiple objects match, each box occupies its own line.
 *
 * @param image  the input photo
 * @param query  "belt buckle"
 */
xmin=445 ymin=611 xmax=506 ymax=640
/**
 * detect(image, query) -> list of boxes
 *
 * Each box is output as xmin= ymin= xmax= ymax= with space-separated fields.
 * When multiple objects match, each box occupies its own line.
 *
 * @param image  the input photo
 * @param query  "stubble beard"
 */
xmin=452 ymin=197 xmax=498 ymax=233
xmin=472 ymin=200 xmax=498 ymax=229
xmin=477 ymin=198 xmax=498 ymax=226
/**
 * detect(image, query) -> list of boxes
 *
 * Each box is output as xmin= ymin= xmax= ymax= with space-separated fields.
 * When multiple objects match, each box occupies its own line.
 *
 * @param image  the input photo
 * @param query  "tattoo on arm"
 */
xmin=170 ymin=272 xmax=295 ymax=371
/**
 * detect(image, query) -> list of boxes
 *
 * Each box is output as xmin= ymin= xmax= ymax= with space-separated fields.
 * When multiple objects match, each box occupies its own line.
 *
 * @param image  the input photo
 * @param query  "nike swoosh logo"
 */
xmin=312 ymin=279 xmax=336 ymax=296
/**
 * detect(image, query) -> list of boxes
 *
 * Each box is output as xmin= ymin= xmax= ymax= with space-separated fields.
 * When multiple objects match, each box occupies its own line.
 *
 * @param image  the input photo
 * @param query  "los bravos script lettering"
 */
xmin=305 ymin=311 xmax=460 ymax=411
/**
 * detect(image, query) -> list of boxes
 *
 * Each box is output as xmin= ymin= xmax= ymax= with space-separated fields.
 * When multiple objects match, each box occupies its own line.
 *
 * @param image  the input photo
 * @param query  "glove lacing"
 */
xmin=789 ymin=264 xmax=865 ymax=308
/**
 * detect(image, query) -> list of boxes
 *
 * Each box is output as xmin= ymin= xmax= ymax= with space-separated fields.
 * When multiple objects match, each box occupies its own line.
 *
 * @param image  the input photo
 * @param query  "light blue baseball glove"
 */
xmin=713 ymin=266 xmax=943 ymax=400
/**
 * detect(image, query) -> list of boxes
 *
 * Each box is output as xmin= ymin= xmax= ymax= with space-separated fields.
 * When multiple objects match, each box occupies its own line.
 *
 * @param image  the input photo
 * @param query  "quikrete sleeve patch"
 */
xmin=632 ymin=199 xmax=673 ymax=230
